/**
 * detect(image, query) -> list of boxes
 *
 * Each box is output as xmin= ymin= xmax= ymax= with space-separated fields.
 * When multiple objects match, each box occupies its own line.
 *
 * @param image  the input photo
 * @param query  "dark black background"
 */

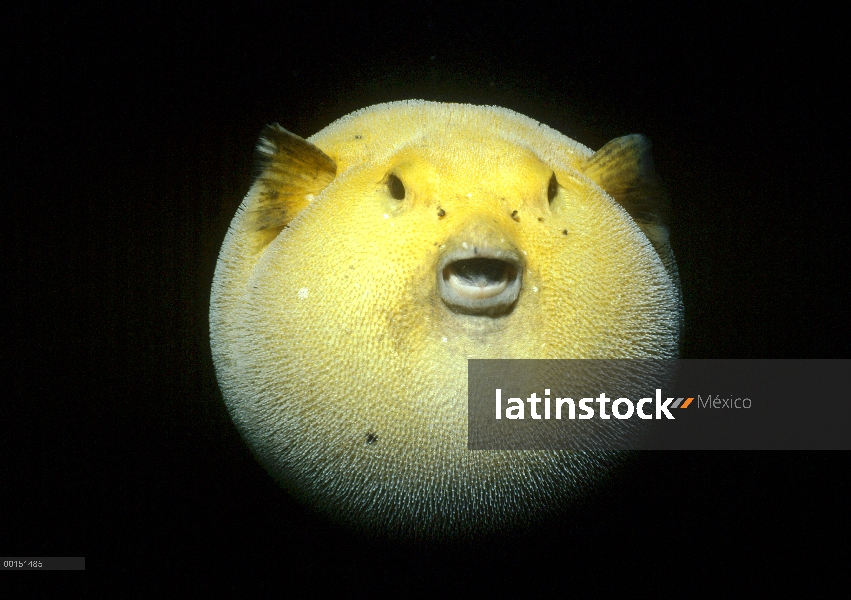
xmin=6 ymin=1 xmax=848 ymax=594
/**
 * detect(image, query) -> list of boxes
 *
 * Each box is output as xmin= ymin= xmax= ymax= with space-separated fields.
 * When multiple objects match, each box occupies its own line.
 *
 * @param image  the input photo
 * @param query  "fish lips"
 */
xmin=437 ymin=246 xmax=524 ymax=317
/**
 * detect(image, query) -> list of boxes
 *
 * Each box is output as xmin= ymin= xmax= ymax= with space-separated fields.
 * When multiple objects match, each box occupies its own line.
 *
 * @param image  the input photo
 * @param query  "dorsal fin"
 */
xmin=246 ymin=124 xmax=337 ymax=249
xmin=582 ymin=134 xmax=676 ymax=282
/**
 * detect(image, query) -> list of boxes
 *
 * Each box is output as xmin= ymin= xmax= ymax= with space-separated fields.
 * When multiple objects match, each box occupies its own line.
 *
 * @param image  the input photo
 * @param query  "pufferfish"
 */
xmin=210 ymin=100 xmax=682 ymax=539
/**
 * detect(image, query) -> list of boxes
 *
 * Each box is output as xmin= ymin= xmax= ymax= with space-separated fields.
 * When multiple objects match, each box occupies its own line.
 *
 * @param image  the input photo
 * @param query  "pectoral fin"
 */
xmin=582 ymin=134 xmax=678 ymax=287
xmin=246 ymin=124 xmax=337 ymax=249
xmin=582 ymin=134 xmax=669 ymax=239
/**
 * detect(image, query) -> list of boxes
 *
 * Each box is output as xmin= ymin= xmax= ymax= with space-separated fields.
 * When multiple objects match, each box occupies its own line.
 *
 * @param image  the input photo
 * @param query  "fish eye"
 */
xmin=547 ymin=172 xmax=559 ymax=203
xmin=387 ymin=174 xmax=406 ymax=200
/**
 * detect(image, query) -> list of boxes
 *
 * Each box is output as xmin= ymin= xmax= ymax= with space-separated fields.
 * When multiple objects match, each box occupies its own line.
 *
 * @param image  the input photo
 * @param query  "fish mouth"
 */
xmin=438 ymin=247 xmax=523 ymax=317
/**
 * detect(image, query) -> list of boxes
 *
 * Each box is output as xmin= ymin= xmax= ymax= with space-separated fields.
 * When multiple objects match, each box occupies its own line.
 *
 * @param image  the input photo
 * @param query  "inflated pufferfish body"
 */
xmin=210 ymin=101 xmax=682 ymax=538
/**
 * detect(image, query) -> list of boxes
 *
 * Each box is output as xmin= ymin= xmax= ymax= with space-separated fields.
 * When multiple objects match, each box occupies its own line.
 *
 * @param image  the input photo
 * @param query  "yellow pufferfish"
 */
xmin=210 ymin=100 xmax=682 ymax=539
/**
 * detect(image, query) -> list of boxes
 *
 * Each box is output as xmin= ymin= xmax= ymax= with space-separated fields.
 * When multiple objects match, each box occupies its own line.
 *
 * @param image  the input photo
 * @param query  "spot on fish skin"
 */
xmin=441 ymin=337 xmax=448 ymax=343
xmin=437 ymin=207 xmax=446 ymax=218
xmin=511 ymin=210 xmax=520 ymax=222
xmin=366 ymin=432 xmax=378 ymax=444
xmin=384 ymin=214 xmax=389 ymax=219
xmin=532 ymin=286 xmax=539 ymax=293
xmin=562 ymin=229 xmax=568 ymax=235
xmin=298 ymin=288 xmax=309 ymax=300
